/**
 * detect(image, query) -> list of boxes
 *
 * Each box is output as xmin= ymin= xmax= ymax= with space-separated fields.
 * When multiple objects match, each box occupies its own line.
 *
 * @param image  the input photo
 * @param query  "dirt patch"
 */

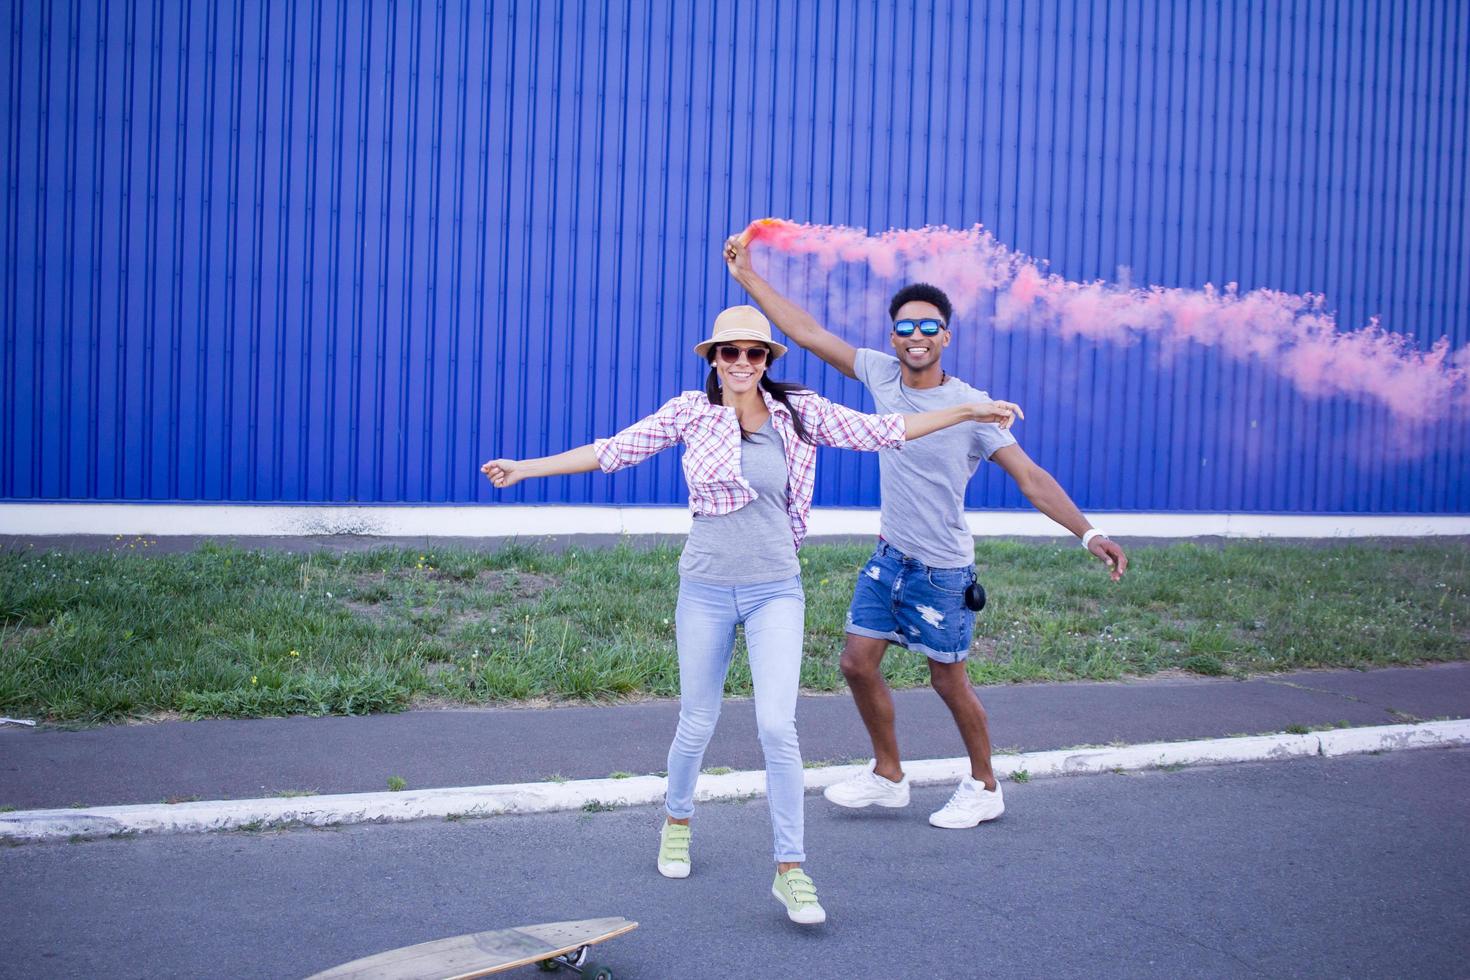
xmin=967 ymin=635 xmax=1006 ymax=663
xmin=342 ymin=600 xmax=500 ymax=634
xmin=337 ymin=569 xmax=559 ymax=632
xmin=0 ymin=624 xmax=46 ymax=651
xmin=466 ymin=569 xmax=558 ymax=599
xmin=341 ymin=599 xmax=393 ymax=624
xmin=346 ymin=568 xmax=558 ymax=598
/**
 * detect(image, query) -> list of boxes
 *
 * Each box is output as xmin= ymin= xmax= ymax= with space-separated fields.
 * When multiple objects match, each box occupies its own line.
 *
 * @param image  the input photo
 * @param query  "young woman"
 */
xmin=482 ymin=305 xmax=1019 ymax=925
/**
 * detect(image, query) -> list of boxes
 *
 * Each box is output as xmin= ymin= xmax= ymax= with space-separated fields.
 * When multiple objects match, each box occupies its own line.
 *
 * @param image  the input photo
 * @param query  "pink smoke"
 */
xmin=741 ymin=218 xmax=1469 ymax=424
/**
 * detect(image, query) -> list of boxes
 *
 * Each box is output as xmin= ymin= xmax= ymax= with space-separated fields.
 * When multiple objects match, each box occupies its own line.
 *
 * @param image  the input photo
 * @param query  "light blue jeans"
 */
xmin=666 ymin=574 xmax=807 ymax=863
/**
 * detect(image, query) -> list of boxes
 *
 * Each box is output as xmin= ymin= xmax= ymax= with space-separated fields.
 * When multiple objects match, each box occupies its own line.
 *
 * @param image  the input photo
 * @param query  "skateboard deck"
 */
xmin=307 ymin=916 xmax=638 ymax=980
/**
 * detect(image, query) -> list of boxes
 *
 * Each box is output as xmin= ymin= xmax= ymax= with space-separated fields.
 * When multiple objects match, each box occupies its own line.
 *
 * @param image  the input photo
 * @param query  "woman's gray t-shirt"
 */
xmin=679 ymin=419 xmax=801 ymax=585
xmin=854 ymin=348 xmax=1017 ymax=569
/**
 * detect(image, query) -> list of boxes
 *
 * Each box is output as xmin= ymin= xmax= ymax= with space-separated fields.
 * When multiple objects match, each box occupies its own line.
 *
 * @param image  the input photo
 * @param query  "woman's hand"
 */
xmin=723 ymin=234 xmax=753 ymax=278
xmin=480 ymin=446 xmax=600 ymax=486
xmin=969 ymin=400 xmax=1024 ymax=429
xmin=480 ymin=458 xmax=524 ymax=489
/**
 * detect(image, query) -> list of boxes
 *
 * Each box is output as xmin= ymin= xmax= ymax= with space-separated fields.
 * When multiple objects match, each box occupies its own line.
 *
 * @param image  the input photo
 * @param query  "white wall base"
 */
xmin=1 ymin=502 xmax=1467 ymax=539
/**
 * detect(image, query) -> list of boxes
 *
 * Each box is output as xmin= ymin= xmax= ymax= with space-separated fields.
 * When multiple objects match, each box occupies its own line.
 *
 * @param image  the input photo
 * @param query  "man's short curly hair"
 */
xmin=888 ymin=283 xmax=954 ymax=324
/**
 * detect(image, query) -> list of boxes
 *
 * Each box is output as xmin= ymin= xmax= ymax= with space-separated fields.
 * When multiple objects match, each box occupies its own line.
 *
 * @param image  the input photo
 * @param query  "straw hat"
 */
xmin=693 ymin=305 xmax=789 ymax=360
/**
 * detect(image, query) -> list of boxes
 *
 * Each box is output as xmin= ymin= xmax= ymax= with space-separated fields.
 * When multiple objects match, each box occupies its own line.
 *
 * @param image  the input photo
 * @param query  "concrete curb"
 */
xmin=4 ymin=720 xmax=1466 ymax=844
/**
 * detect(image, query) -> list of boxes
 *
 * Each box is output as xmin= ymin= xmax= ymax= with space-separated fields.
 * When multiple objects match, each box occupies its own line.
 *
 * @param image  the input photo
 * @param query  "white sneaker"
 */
xmin=823 ymin=761 xmax=911 ymax=809
xmin=928 ymin=776 xmax=1005 ymax=828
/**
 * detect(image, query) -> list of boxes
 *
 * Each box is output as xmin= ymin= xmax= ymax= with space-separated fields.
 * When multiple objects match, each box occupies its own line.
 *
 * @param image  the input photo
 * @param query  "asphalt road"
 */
xmin=4 ymin=748 xmax=1467 ymax=979
xmin=8 ymin=663 xmax=1467 ymax=810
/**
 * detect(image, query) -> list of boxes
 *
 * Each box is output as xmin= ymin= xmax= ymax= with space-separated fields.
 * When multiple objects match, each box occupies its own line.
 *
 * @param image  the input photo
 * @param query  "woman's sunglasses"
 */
xmin=715 ymin=344 xmax=769 ymax=366
xmin=893 ymin=318 xmax=945 ymax=337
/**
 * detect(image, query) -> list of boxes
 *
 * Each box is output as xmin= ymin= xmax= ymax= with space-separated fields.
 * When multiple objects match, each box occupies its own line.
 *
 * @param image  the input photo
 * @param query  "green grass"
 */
xmin=0 ymin=539 xmax=1466 ymax=724
xmin=802 ymin=757 xmax=866 ymax=769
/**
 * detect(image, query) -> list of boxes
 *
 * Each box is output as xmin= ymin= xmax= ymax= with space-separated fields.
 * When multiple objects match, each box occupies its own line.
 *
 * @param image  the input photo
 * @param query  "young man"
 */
xmin=725 ymin=235 xmax=1128 ymax=828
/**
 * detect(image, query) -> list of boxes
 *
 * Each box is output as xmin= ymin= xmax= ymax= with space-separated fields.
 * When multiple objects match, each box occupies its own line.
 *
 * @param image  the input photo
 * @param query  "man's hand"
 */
xmin=969 ymin=400 xmax=1024 ymax=428
xmin=480 ymin=459 xmax=524 ymax=489
xmin=724 ymin=235 xmax=754 ymax=279
xmin=1088 ymin=536 xmax=1128 ymax=582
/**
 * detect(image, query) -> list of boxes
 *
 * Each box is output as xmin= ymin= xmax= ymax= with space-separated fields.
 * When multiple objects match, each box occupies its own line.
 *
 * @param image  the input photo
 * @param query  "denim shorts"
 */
xmin=844 ymin=540 xmax=976 ymax=663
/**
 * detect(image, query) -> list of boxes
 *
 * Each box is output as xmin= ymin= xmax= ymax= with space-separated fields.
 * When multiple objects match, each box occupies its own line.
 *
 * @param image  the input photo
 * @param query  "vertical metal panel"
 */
xmin=1 ymin=0 xmax=1466 ymax=511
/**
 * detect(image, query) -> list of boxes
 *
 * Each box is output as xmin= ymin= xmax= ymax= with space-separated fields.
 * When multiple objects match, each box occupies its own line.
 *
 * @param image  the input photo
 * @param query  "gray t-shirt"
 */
xmin=854 ymin=348 xmax=1017 ymax=568
xmin=679 ymin=420 xmax=801 ymax=585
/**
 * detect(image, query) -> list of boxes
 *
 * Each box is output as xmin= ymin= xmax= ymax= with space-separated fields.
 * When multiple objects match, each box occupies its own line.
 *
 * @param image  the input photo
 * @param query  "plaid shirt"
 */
xmin=594 ymin=389 xmax=906 ymax=550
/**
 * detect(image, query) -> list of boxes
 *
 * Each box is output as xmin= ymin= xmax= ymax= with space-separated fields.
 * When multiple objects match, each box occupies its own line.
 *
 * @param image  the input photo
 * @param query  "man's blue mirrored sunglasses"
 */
xmin=893 ymin=318 xmax=945 ymax=336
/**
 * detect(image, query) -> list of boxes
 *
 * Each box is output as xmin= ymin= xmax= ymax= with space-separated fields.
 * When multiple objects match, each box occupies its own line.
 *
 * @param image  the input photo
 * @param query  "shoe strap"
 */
xmin=781 ymin=871 xmax=818 ymax=903
xmin=662 ymin=825 xmax=691 ymax=858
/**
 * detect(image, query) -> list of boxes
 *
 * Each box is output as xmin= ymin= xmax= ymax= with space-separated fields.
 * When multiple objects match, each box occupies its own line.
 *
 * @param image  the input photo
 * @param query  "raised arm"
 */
xmin=725 ymin=234 xmax=859 ymax=379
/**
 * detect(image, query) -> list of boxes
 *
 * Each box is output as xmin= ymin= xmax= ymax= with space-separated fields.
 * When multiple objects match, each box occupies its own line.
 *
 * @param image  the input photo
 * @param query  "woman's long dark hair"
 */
xmin=705 ymin=349 xmax=815 ymax=445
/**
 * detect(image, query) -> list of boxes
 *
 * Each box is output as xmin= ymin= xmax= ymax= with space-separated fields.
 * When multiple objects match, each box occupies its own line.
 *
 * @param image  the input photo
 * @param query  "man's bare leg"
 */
xmin=838 ymin=633 xmax=903 ymax=782
xmin=927 ymin=659 xmax=997 ymax=791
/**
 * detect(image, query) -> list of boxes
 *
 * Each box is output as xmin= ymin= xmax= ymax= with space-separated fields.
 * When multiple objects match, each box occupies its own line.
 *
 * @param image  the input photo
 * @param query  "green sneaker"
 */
xmin=657 ymin=821 xmax=691 ymax=879
xmin=771 ymin=868 xmax=827 ymax=924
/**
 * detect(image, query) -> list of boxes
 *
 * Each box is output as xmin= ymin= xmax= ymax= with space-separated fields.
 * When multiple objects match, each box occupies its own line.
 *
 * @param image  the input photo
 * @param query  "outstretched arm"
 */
xmin=903 ymin=401 xmax=1022 ymax=440
xmin=482 ymin=395 xmax=691 ymax=490
xmin=725 ymin=234 xmax=859 ymax=379
xmin=481 ymin=446 xmax=599 ymax=489
xmin=800 ymin=394 xmax=1022 ymax=450
xmin=990 ymin=444 xmax=1128 ymax=581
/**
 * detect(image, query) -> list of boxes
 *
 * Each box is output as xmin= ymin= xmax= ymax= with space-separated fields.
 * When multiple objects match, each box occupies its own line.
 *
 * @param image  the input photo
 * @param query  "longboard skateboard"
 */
xmin=307 ymin=916 xmax=638 ymax=980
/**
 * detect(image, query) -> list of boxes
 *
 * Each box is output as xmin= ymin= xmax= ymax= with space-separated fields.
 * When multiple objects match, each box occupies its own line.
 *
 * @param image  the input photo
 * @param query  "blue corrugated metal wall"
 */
xmin=2 ymin=0 xmax=1467 ymax=511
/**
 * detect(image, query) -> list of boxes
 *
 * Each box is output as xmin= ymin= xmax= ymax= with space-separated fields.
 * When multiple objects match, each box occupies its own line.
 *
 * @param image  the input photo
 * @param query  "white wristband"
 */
xmin=1081 ymin=529 xmax=1108 ymax=549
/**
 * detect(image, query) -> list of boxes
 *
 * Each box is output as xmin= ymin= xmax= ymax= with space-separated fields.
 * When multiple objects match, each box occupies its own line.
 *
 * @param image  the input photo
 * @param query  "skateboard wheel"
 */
xmin=584 ymin=965 xmax=613 ymax=980
xmin=535 ymin=960 xmax=560 ymax=972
